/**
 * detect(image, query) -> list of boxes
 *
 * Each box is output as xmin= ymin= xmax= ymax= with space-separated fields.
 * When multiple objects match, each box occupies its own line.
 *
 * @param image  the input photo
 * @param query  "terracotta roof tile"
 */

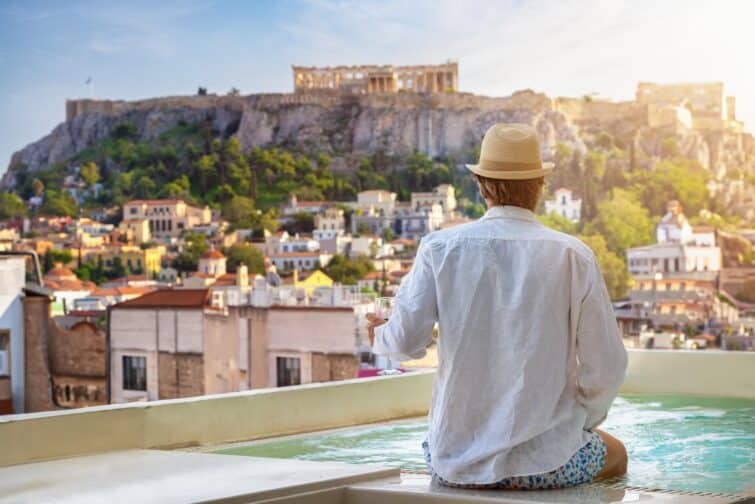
xmin=201 ymin=250 xmax=225 ymax=259
xmin=113 ymin=289 xmax=210 ymax=309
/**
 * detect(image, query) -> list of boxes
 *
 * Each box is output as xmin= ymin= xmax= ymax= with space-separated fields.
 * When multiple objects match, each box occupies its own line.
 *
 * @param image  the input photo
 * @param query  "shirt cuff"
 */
xmin=371 ymin=324 xmax=414 ymax=362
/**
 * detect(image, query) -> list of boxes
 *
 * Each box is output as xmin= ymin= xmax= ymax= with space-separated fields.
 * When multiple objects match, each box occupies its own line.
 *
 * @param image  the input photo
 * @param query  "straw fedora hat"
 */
xmin=466 ymin=123 xmax=554 ymax=180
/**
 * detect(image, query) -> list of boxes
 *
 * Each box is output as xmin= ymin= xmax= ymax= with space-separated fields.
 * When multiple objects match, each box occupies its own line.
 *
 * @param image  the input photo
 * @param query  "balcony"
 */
xmin=1 ymin=350 xmax=753 ymax=503
xmin=628 ymin=289 xmax=711 ymax=303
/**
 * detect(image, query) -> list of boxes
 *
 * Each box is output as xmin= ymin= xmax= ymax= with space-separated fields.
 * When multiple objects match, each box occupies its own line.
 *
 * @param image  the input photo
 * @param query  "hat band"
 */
xmin=477 ymin=158 xmax=543 ymax=172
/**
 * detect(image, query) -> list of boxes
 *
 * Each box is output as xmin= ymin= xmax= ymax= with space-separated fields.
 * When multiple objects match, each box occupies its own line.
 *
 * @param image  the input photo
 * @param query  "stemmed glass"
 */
xmin=375 ymin=297 xmax=400 ymax=373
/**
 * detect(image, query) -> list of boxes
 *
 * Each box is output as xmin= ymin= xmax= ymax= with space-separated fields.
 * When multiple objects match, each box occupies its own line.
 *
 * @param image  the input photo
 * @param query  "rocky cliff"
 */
xmin=1 ymin=90 xmax=583 ymax=188
xmin=4 ymin=88 xmax=752 ymax=190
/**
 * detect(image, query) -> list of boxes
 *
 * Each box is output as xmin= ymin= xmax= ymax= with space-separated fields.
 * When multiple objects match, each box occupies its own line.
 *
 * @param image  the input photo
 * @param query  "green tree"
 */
xmin=660 ymin=137 xmax=680 ymax=159
xmin=381 ymin=227 xmax=396 ymax=242
xmin=286 ymin=211 xmax=315 ymax=234
xmin=356 ymin=222 xmax=372 ymax=235
xmin=109 ymin=256 xmax=130 ymax=279
xmin=630 ymin=158 xmax=709 ymax=216
xmin=578 ymin=233 xmax=630 ymax=300
xmin=42 ymin=249 xmax=74 ymax=273
xmin=173 ymin=232 xmax=209 ymax=273
xmin=538 ymin=212 xmax=578 ymax=234
xmin=223 ymin=196 xmax=256 ymax=227
xmin=0 ymin=193 xmax=28 ymax=219
xmin=40 ymin=190 xmax=78 ymax=217
xmin=31 ymin=178 xmax=45 ymax=197
xmin=80 ymin=162 xmax=100 ymax=187
xmin=323 ymin=254 xmax=375 ymax=285
xmin=584 ymin=188 xmax=653 ymax=255
xmin=224 ymin=243 xmax=265 ymax=274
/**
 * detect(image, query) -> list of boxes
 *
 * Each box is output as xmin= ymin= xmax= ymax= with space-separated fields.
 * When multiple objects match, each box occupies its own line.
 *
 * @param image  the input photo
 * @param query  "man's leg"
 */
xmin=593 ymin=429 xmax=628 ymax=480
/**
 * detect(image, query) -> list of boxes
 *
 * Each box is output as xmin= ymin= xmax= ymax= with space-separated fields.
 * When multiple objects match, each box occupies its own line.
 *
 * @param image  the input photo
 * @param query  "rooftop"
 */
xmin=0 ymin=351 xmax=752 ymax=503
xmin=113 ymin=288 xmax=210 ymax=309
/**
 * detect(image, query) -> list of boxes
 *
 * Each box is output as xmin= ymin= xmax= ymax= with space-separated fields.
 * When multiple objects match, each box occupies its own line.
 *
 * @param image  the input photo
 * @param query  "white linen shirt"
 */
xmin=372 ymin=205 xmax=627 ymax=485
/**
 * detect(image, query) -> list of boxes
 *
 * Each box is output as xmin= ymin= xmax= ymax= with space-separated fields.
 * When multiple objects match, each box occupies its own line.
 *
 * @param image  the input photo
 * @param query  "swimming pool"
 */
xmin=214 ymin=395 xmax=755 ymax=495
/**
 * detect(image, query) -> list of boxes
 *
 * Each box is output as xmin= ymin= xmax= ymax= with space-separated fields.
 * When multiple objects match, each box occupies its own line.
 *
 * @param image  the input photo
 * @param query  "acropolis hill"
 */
xmin=2 ymin=62 xmax=752 ymax=189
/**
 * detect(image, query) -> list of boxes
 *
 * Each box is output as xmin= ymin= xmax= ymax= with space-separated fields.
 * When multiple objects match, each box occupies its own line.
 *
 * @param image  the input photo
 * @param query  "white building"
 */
xmin=0 ymin=256 xmax=27 ymax=414
xmin=627 ymin=243 xmax=722 ymax=275
xmin=122 ymin=199 xmax=212 ymax=241
xmin=278 ymin=235 xmax=320 ymax=254
xmin=282 ymin=194 xmax=335 ymax=216
xmin=544 ymin=188 xmax=582 ymax=222
xmin=313 ymin=208 xmax=345 ymax=240
xmin=268 ymin=252 xmax=332 ymax=272
xmin=198 ymin=250 xmax=227 ymax=277
xmin=410 ymin=184 xmax=457 ymax=219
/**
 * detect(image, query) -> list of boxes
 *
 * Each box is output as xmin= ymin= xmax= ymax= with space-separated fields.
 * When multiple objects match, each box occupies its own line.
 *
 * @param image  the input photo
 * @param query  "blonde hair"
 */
xmin=473 ymin=174 xmax=544 ymax=211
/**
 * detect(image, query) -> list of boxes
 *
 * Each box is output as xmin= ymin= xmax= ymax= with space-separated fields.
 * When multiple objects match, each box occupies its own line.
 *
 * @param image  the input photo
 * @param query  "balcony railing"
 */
xmin=1 ymin=350 xmax=753 ymax=469
xmin=628 ymin=289 xmax=711 ymax=302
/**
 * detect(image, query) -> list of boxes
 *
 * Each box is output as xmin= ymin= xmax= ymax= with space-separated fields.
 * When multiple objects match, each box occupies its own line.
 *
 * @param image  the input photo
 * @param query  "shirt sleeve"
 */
xmin=575 ymin=255 xmax=628 ymax=430
xmin=372 ymin=238 xmax=437 ymax=362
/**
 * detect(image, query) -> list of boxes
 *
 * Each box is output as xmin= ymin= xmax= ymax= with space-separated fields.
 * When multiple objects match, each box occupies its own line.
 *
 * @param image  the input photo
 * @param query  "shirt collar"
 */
xmin=481 ymin=205 xmax=538 ymax=223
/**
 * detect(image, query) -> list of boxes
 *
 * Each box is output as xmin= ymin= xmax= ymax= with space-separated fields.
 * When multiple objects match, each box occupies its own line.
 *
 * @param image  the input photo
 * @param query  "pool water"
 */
xmin=215 ymin=395 xmax=755 ymax=495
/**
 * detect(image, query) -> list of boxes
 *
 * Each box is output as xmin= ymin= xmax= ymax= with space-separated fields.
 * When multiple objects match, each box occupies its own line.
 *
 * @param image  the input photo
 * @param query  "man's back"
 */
xmin=373 ymin=205 xmax=627 ymax=484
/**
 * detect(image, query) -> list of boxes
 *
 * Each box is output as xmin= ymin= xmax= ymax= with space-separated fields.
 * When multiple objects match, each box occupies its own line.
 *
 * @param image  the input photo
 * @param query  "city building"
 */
xmin=121 ymin=199 xmax=212 ymax=241
xmin=109 ymin=289 xmax=252 ymax=402
xmin=544 ymin=188 xmax=582 ymax=222
xmin=0 ymin=253 xmax=107 ymax=415
xmin=282 ymin=194 xmax=336 ymax=217
xmin=79 ymin=244 xmax=164 ymax=276
xmin=625 ymin=201 xmax=724 ymax=329
xmin=43 ymin=264 xmax=96 ymax=316
xmin=117 ymin=218 xmax=151 ymax=245
xmin=198 ymin=249 xmax=227 ymax=277
xmin=268 ymin=251 xmax=332 ymax=272
xmin=410 ymin=184 xmax=457 ymax=219
xmin=108 ymin=284 xmax=368 ymax=400
xmin=313 ymin=208 xmax=345 ymax=240
xmin=292 ymin=61 xmax=458 ymax=94
xmin=636 ymin=81 xmax=743 ymax=132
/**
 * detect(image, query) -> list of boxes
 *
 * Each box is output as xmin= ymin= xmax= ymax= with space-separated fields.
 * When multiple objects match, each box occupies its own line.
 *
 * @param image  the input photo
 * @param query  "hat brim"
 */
xmin=465 ymin=161 xmax=555 ymax=180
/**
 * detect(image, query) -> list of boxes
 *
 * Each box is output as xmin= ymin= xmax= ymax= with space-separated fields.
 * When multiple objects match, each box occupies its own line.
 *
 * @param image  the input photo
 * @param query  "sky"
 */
xmin=2 ymin=0 xmax=755 ymax=174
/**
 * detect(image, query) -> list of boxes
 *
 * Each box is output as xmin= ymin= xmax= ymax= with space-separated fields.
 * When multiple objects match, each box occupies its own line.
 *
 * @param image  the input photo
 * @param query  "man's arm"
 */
xmin=576 ymin=256 xmax=628 ymax=430
xmin=371 ymin=239 xmax=437 ymax=361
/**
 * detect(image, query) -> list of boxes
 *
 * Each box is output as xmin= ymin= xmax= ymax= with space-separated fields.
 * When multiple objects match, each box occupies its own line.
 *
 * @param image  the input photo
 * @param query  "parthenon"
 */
xmin=292 ymin=61 xmax=459 ymax=94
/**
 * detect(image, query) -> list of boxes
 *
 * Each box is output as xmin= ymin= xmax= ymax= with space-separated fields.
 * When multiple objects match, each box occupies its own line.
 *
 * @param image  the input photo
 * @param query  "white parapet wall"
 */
xmin=0 ymin=349 xmax=753 ymax=468
xmin=622 ymin=349 xmax=755 ymax=398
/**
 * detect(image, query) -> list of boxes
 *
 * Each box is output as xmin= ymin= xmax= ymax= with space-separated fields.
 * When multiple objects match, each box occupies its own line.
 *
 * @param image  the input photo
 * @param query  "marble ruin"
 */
xmin=292 ymin=61 xmax=459 ymax=94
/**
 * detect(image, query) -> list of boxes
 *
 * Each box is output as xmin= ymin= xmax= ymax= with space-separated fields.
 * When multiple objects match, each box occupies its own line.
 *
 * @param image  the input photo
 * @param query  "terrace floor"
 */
xmin=0 ymin=448 xmax=748 ymax=504
xmin=1 ymin=351 xmax=753 ymax=504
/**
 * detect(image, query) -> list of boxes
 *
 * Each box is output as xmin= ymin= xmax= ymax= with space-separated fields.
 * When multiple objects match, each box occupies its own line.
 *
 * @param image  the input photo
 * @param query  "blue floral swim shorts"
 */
xmin=422 ymin=431 xmax=607 ymax=490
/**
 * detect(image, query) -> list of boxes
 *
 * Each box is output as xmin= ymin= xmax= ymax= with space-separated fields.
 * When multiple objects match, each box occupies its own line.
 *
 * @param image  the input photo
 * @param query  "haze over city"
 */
xmin=2 ymin=0 xmax=755 ymax=170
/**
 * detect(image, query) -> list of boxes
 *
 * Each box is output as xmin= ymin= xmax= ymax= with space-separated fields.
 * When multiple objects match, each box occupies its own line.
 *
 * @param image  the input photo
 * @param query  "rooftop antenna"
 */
xmin=85 ymin=77 xmax=94 ymax=99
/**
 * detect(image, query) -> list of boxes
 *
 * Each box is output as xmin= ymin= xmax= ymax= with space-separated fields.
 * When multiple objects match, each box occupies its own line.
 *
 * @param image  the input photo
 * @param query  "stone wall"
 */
xmin=65 ymin=94 xmax=245 ymax=122
xmin=22 ymin=296 xmax=107 ymax=412
xmin=0 ymin=378 xmax=11 ymax=415
xmin=310 ymin=352 xmax=359 ymax=382
xmin=554 ymin=97 xmax=642 ymax=125
xmin=49 ymin=321 xmax=105 ymax=377
xmin=22 ymin=296 xmax=55 ymax=412
xmin=157 ymin=352 xmax=204 ymax=399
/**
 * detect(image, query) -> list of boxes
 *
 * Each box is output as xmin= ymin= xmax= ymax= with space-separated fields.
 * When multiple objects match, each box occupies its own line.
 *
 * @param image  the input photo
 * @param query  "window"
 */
xmin=123 ymin=356 xmax=147 ymax=391
xmin=130 ymin=208 xmax=137 ymax=215
xmin=276 ymin=357 xmax=301 ymax=387
xmin=0 ymin=330 xmax=9 ymax=377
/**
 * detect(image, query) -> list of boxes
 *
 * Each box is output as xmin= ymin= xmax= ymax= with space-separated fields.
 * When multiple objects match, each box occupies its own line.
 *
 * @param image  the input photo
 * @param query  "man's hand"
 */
xmin=365 ymin=312 xmax=387 ymax=346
